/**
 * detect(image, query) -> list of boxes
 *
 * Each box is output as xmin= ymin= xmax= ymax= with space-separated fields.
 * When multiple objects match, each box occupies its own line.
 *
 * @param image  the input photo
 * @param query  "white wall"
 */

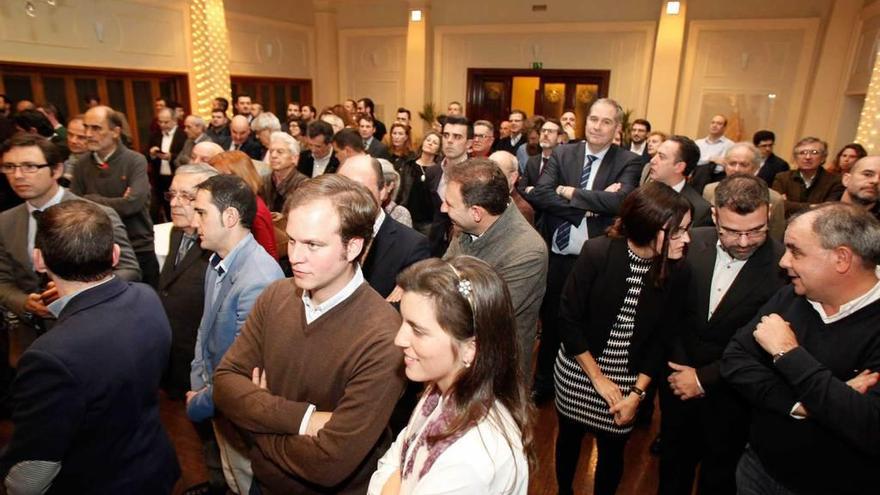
xmin=675 ymin=18 xmax=820 ymax=155
xmin=226 ymin=12 xmax=314 ymax=79
xmin=338 ymin=28 xmax=407 ymax=123
xmin=432 ymin=22 xmax=657 ymax=116
xmin=0 ymin=0 xmax=188 ymax=72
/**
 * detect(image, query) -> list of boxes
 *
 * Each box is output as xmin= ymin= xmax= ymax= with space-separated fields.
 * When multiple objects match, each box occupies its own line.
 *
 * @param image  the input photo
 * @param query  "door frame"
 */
xmin=465 ymin=68 xmax=611 ymax=122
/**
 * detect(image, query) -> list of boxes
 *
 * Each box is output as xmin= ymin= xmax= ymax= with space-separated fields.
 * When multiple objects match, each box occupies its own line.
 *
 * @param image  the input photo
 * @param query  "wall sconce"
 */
xmin=410 ymin=9 xmax=423 ymax=22
xmin=666 ymin=1 xmax=681 ymax=15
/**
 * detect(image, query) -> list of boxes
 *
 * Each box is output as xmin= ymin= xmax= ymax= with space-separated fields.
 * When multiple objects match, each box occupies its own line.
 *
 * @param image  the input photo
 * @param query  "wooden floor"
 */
xmin=0 ymin=392 xmax=660 ymax=494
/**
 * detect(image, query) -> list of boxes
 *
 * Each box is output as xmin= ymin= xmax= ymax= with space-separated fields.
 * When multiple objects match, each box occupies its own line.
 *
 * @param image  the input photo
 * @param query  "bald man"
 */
xmin=491 ymin=150 xmax=535 ymax=225
xmin=337 ymin=155 xmax=430 ymax=299
xmin=841 ymin=155 xmax=880 ymax=220
xmin=190 ymin=141 xmax=224 ymax=164
xmin=227 ymin=115 xmax=264 ymax=160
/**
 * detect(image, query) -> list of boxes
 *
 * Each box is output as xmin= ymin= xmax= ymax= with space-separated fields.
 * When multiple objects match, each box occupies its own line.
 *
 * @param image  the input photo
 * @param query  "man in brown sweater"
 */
xmin=213 ymin=174 xmax=405 ymax=494
xmin=771 ymin=136 xmax=844 ymax=218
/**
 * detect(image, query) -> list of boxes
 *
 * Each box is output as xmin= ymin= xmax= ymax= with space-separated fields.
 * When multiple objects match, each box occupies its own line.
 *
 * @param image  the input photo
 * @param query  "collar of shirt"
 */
xmin=672 ymin=179 xmax=686 ymax=193
xmin=208 ymin=233 xmax=253 ymax=279
xmin=301 ymin=265 xmax=365 ymax=324
xmin=797 ymin=170 xmax=816 ymax=189
xmin=630 ymin=142 xmax=646 ymax=155
xmin=27 ymin=186 xmax=65 ymax=215
xmin=586 ymin=143 xmax=611 ymax=164
xmin=373 ymin=209 xmax=386 ymax=238
xmin=510 ymin=133 xmax=522 ymax=146
xmin=704 ymin=135 xmax=727 ymax=145
xmin=364 ymin=137 xmax=373 ymax=148
xmin=164 ymin=125 xmax=177 ymax=137
xmin=715 ymin=241 xmax=747 ymax=268
xmin=808 ymin=275 xmax=880 ymax=324
xmin=92 ymin=148 xmax=116 ymax=165
xmin=48 ymin=275 xmax=116 ymax=318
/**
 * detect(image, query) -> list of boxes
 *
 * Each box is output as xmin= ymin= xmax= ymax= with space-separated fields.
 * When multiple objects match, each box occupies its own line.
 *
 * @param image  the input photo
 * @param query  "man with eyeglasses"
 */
xmin=659 ymin=174 xmax=787 ymax=495
xmin=157 ymin=163 xmax=218 ymax=400
xmin=521 ymin=118 xmax=563 ymax=194
xmin=470 ymin=120 xmax=495 ymax=158
xmin=702 ymin=142 xmax=787 ymax=241
xmin=0 ymin=134 xmax=141 ymax=411
xmin=772 ymin=137 xmax=845 ymax=218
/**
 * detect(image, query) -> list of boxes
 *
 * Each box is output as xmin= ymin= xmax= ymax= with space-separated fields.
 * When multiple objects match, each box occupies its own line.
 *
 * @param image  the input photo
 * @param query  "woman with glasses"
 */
xmin=369 ymin=256 xmax=533 ymax=494
xmin=554 ymin=182 xmax=692 ymax=495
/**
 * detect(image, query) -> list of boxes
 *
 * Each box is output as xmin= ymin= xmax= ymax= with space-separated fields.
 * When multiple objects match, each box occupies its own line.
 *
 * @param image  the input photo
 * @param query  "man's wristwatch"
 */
xmin=630 ymin=385 xmax=646 ymax=401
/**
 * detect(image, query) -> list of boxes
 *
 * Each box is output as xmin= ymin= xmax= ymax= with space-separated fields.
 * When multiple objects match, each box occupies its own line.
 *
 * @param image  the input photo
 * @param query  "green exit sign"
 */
xmin=532 ymin=62 xmax=543 ymax=69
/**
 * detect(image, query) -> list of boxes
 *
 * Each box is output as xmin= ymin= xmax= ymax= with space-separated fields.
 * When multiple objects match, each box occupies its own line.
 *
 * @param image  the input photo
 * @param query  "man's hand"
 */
xmin=556 ymin=185 xmax=574 ymax=200
xmin=609 ymin=394 xmax=639 ymax=425
xmin=563 ymin=124 xmax=576 ymax=141
xmin=604 ymin=182 xmax=622 ymax=193
xmin=186 ymin=387 xmax=206 ymax=406
xmin=385 ymin=285 xmax=403 ymax=303
xmin=753 ymin=313 xmax=799 ymax=356
xmin=305 ymin=411 xmax=332 ymax=437
xmin=24 ymin=293 xmax=52 ymax=318
xmin=668 ymin=361 xmax=704 ymax=400
xmin=847 ymin=369 xmax=880 ymax=394
xmin=252 ymin=367 xmax=267 ymax=389
xmin=40 ymin=282 xmax=59 ymax=305
xmin=590 ymin=374 xmax=623 ymax=408
xmin=149 ymin=146 xmax=160 ymax=158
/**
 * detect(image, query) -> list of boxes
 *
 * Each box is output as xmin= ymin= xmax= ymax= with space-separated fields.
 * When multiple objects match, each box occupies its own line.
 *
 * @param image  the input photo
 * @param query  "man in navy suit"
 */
xmin=338 ymin=154 xmax=430 ymax=299
xmin=752 ymin=130 xmax=790 ymax=186
xmin=0 ymin=200 xmax=180 ymax=494
xmin=629 ymin=118 xmax=652 ymax=164
xmin=186 ymin=174 xmax=284 ymax=492
xmin=528 ymin=97 xmax=643 ymax=402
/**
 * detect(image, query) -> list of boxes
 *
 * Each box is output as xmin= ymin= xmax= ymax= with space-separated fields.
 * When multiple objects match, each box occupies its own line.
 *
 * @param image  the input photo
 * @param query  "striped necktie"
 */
xmin=555 ymin=154 xmax=598 ymax=251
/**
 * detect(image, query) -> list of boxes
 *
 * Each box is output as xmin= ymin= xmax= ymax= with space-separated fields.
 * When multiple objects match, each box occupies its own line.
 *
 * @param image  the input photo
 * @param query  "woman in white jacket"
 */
xmin=369 ymin=256 xmax=533 ymax=494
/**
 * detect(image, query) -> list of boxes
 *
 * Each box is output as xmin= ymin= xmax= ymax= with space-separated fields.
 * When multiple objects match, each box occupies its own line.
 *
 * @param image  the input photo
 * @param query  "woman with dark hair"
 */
xmin=554 ymin=182 xmax=692 ymax=495
xmin=369 ymin=256 xmax=533 ymax=494
xmin=398 ymin=131 xmax=441 ymax=235
xmin=385 ymin=122 xmax=415 ymax=173
xmin=827 ymin=143 xmax=867 ymax=174
xmin=207 ymin=151 xmax=279 ymax=261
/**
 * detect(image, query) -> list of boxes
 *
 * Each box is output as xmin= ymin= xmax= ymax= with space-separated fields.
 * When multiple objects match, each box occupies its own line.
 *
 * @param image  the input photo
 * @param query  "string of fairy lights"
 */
xmin=855 ymin=48 xmax=880 ymax=153
xmin=189 ymin=0 xmax=232 ymax=120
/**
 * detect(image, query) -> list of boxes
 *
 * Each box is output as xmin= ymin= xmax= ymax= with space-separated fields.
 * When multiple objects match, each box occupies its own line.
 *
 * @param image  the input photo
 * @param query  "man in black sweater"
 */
xmin=721 ymin=202 xmax=880 ymax=495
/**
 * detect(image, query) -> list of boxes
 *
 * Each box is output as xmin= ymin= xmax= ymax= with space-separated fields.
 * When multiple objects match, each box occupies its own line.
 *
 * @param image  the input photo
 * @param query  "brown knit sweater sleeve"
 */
xmin=214 ymin=281 xmax=308 ymax=434
xmin=252 ymin=292 xmax=405 ymax=487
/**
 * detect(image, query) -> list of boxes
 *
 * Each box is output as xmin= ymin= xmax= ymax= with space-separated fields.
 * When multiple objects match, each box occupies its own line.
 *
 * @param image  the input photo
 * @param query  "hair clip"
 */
xmin=457 ymin=279 xmax=472 ymax=299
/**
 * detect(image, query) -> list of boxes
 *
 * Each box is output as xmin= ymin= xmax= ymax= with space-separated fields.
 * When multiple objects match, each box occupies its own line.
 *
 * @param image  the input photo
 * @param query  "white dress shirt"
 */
xmin=159 ymin=126 xmax=176 ymax=176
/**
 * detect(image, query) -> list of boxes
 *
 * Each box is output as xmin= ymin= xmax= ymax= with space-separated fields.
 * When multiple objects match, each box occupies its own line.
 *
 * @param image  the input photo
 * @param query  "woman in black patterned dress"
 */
xmin=553 ymin=182 xmax=693 ymax=495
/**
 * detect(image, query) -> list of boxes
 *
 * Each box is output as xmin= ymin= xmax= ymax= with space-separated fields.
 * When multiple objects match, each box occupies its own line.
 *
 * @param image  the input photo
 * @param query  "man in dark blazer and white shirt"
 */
xmin=648 ymin=135 xmax=714 ymax=228
xmin=338 ymin=155 xmax=430 ymax=298
xmin=527 ymin=98 xmax=643 ymax=401
xmin=358 ymin=114 xmax=391 ymax=160
xmin=753 ymin=129 xmax=790 ymax=186
xmin=0 ymin=200 xmax=179 ymax=494
xmin=158 ymin=163 xmax=217 ymax=400
xmin=298 ymin=120 xmax=340 ymax=178
xmin=659 ymin=174 xmax=787 ymax=495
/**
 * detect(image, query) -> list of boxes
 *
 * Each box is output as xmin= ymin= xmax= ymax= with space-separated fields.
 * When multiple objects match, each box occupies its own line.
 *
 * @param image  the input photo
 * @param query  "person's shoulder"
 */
xmin=0 ymin=201 xmax=26 ymax=223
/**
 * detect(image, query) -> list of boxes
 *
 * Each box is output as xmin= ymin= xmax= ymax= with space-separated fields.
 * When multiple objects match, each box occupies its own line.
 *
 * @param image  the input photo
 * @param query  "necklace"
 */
xmin=417 ymin=160 xmax=427 ymax=182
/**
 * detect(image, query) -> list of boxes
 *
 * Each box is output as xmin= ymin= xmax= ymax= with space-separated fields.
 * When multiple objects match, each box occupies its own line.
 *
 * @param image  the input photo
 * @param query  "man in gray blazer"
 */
xmin=442 ymin=157 xmax=548 ymax=376
xmin=527 ymin=97 xmax=643 ymax=403
xmin=0 ymin=134 xmax=140 ymax=381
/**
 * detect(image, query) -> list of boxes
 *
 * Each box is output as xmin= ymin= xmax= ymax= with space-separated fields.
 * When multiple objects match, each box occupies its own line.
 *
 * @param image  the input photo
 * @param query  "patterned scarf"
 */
xmin=399 ymin=388 xmax=468 ymax=480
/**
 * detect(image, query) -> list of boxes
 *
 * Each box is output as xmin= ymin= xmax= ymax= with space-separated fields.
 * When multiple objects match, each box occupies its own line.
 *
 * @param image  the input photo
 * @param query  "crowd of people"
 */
xmin=0 ymin=91 xmax=878 ymax=495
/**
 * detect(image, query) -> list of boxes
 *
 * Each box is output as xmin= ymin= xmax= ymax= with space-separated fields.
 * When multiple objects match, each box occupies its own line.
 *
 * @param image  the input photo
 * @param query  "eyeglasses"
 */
xmin=164 ymin=191 xmax=195 ymax=203
xmin=1 ymin=163 xmax=52 ymax=174
xmin=717 ymin=225 xmax=768 ymax=240
xmin=796 ymin=149 xmax=823 ymax=157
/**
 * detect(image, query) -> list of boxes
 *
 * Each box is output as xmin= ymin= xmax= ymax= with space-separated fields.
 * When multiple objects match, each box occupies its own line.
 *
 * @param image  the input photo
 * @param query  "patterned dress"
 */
xmin=554 ymin=249 xmax=652 ymax=435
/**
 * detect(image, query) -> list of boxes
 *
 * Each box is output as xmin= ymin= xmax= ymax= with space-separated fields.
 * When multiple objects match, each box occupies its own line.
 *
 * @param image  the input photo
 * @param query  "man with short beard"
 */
xmin=841 ymin=155 xmax=880 ymax=220
xmin=660 ymin=174 xmax=787 ymax=495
